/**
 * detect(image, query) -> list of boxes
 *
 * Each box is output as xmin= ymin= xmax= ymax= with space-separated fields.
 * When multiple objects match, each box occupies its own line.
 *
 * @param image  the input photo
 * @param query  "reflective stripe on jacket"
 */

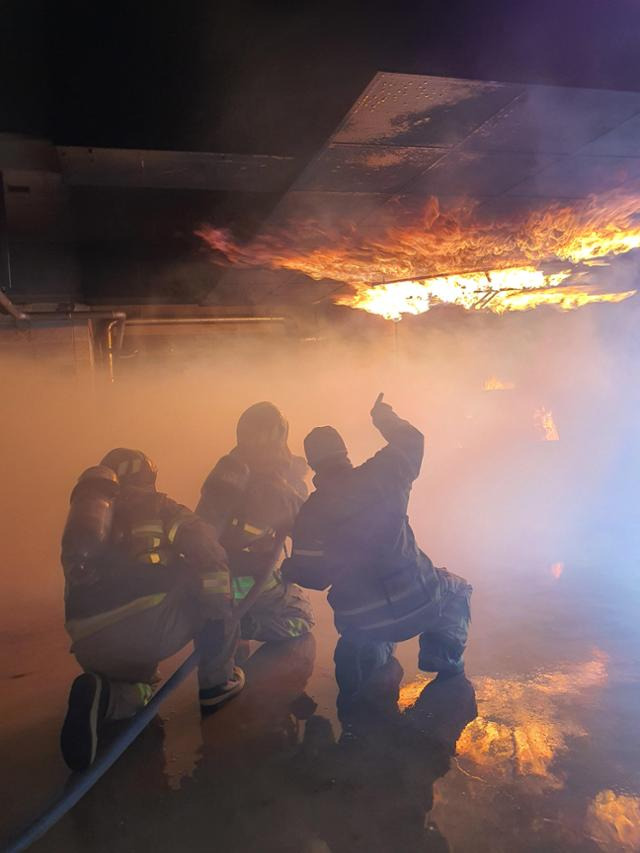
xmin=64 ymin=487 xmax=230 ymax=627
xmin=197 ymin=451 xmax=308 ymax=579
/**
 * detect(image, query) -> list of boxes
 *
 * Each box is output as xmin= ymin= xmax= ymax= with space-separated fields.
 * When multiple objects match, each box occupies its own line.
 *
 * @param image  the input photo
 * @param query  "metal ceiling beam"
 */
xmin=57 ymin=146 xmax=298 ymax=193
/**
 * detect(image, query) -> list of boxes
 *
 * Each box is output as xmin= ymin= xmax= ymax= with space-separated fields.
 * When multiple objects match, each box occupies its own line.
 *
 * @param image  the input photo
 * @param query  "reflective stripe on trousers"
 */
xmin=66 ymin=593 xmax=168 ymax=644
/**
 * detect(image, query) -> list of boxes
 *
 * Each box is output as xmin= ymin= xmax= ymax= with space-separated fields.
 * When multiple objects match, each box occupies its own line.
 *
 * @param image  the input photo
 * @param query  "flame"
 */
xmin=534 ymin=407 xmax=560 ymax=441
xmin=486 ymin=284 xmax=635 ymax=315
xmin=197 ymin=190 xmax=640 ymax=319
xmin=586 ymin=790 xmax=640 ymax=851
xmin=483 ymin=376 xmax=515 ymax=391
xmin=550 ymin=562 xmax=564 ymax=579
xmin=334 ymin=266 xmax=574 ymax=320
xmin=334 ymin=273 xmax=635 ymax=321
xmin=454 ymin=652 xmax=608 ymax=787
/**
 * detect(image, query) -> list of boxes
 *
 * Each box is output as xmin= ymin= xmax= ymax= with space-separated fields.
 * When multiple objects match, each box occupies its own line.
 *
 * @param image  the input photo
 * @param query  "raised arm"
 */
xmin=364 ymin=393 xmax=425 ymax=485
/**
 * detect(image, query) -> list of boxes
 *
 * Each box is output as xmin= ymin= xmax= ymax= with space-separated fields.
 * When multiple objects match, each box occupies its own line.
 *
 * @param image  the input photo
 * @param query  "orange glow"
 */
xmin=534 ymin=407 xmax=560 ymax=441
xmin=586 ymin=790 xmax=640 ymax=851
xmin=454 ymin=653 xmax=608 ymax=787
xmin=401 ymin=655 xmax=609 ymax=787
xmin=397 ymin=673 xmax=433 ymax=709
xmin=197 ymin=190 xmax=640 ymax=319
xmin=550 ymin=562 xmax=564 ymax=579
xmin=484 ymin=283 xmax=635 ymax=315
xmin=335 ymin=274 xmax=635 ymax=320
xmin=483 ymin=376 xmax=515 ymax=391
xmin=334 ymin=266 xmax=577 ymax=320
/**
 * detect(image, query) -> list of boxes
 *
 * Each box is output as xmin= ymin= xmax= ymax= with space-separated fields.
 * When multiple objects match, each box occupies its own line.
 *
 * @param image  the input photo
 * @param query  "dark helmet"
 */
xmin=236 ymin=402 xmax=289 ymax=450
xmin=304 ymin=426 xmax=349 ymax=471
xmin=100 ymin=448 xmax=157 ymax=488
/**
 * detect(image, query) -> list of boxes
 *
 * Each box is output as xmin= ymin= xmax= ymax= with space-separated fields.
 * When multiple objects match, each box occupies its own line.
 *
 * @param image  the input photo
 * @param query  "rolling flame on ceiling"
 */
xmin=197 ymin=190 xmax=640 ymax=320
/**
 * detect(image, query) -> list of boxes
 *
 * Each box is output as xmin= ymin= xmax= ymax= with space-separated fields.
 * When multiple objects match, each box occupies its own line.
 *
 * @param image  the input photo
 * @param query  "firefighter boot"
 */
xmin=61 ymin=672 xmax=110 ymax=771
xmin=199 ymin=665 xmax=246 ymax=714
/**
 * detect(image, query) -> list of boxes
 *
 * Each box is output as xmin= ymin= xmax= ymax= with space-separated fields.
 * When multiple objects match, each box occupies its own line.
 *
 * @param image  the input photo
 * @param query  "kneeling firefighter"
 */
xmin=60 ymin=448 xmax=243 ymax=771
xmin=197 ymin=402 xmax=314 ymax=644
xmin=281 ymin=394 xmax=472 ymax=707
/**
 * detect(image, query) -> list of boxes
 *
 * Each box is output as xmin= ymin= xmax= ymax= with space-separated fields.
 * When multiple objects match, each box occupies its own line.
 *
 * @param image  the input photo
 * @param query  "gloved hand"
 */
xmin=370 ymin=392 xmax=395 ymax=429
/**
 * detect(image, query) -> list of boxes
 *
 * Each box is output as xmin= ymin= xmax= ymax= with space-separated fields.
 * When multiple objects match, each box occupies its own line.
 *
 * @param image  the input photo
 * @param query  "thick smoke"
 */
xmin=1 ymin=297 xmax=638 ymax=643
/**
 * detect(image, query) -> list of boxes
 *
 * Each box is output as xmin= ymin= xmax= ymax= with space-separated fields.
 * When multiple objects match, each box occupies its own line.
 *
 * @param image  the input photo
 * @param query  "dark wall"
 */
xmin=3 ymin=1 xmax=640 ymax=155
xmin=3 ymin=0 xmax=640 ymax=303
xmin=69 ymin=186 xmax=280 ymax=302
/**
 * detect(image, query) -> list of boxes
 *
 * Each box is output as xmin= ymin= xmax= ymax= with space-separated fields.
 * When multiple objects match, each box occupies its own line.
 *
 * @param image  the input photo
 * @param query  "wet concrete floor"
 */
xmin=1 ymin=550 xmax=639 ymax=853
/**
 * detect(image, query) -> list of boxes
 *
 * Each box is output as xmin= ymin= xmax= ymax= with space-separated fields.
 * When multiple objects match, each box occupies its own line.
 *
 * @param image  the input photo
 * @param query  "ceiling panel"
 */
xmin=58 ymin=147 xmax=297 ymax=193
xmin=297 ymin=144 xmax=443 ymax=193
xmin=333 ymin=73 xmax=523 ymax=148
xmin=205 ymin=73 xmax=640 ymax=305
xmin=408 ymin=150 xmax=558 ymax=197
xmin=465 ymin=85 xmax=640 ymax=154
xmin=579 ymin=113 xmax=640 ymax=156
xmin=506 ymin=154 xmax=640 ymax=198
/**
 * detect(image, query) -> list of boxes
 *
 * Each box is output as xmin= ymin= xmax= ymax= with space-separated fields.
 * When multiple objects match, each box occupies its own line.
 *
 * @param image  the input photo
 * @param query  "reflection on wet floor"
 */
xmin=456 ymin=652 xmax=608 ymax=783
xmin=2 ymin=562 xmax=640 ymax=853
xmin=586 ymin=791 xmax=640 ymax=852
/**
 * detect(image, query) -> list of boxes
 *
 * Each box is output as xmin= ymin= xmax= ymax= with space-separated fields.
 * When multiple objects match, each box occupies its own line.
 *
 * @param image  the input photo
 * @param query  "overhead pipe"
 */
xmin=4 ymin=308 xmax=127 ymax=381
xmin=115 ymin=316 xmax=286 ymax=380
xmin=124 ymin=316 xmax=285 ymax=325
xmin=104 ymin=316 xmax=127 ymax=383
xmin=2 ymin=308 xmax=289 ymax=380
xmin=0 ymin=289 xmax=28 ymax=325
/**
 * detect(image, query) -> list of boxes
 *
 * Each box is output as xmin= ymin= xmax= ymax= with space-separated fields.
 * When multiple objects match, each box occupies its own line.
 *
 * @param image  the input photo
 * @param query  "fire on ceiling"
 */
xmin=200 ymin=73 xmax=640 ymax=319
xmin=2 ymin=73 xmax=640 ymax=315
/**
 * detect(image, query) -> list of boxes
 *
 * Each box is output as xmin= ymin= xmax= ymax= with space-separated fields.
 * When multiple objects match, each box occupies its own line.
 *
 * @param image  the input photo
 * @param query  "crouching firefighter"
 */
xmin=197 ymin=402 xmax=314 ymax=644
xmin=60 ymin=448 xmax=244 ymax=771
xmin=282 ymin=394 xmax=472 ymax=708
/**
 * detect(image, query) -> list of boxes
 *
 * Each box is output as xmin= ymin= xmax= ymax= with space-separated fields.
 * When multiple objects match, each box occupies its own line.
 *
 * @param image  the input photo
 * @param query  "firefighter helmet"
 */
xmin=100 ymin=448 xmax=157 ymax=488
xmin=236 ymin=402 xmax=289 ymax=449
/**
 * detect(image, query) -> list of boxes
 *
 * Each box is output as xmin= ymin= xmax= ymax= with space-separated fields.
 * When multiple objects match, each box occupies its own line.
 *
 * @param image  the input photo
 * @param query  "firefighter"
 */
xmin=281 ymin=394 xmax=472 ymax=705
xmin=197 ymin=402 xmax=314 ymax=644
xmin=60 ymin=448 xmax=243 ymax=771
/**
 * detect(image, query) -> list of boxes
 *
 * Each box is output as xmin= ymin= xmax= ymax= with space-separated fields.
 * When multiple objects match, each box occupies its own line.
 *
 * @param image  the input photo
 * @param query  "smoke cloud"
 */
xmin=1 ymin=297 xmax=638 ymax=642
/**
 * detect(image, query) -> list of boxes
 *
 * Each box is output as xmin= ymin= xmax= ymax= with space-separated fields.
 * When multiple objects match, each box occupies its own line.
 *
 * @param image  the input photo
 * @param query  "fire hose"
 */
xmin=2 ymin=542 xmax=285 ymax=853
xmin=2 ymin=647 xmax=200 ymax=853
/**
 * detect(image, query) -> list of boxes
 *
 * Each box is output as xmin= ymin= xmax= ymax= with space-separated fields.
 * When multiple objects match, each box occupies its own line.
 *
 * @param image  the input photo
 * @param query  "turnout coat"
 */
xmin=282 ymin=408 xmax=467 ymax=642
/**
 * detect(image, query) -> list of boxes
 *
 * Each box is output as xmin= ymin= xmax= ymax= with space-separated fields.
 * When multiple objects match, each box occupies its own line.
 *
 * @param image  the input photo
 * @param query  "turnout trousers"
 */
xmin=236 ymin=571 xmax=315 ymax=643
xmin=334 ymin=569 xmax=472 ymax=701
xmin=70 ymin=580 xmax=237 ymax=721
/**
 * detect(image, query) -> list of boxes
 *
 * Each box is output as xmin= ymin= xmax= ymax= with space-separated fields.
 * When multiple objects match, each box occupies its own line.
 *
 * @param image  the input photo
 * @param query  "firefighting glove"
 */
xmin=370 ymin=391 xmax=395 ymax=429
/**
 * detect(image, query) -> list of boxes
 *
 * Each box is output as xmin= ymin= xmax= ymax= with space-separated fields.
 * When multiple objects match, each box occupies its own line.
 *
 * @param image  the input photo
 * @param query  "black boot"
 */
xmin=61 ymin=673 xmax=110 ymax=771
xmin=199 ymin=666 xmax=246 ymax=715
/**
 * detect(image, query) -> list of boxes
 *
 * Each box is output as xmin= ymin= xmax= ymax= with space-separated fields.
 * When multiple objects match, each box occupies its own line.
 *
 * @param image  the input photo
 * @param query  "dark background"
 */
xmin=2 ymin=0 xmax=640 ymax=304
xmin=3 ymin=0 xmax=640 ymax=156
